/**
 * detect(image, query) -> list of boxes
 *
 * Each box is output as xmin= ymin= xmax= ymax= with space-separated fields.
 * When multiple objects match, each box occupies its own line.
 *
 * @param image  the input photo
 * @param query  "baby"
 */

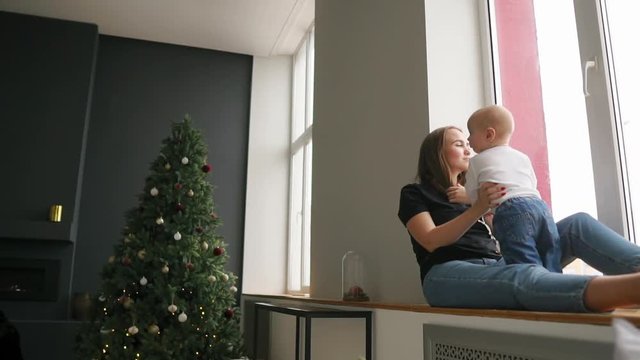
xmin=465 ymin=105 xmax=561 ymax=272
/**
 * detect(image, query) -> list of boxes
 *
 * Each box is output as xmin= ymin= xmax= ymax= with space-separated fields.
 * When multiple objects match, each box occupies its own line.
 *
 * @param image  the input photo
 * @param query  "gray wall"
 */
xmin=311 ymin=0 xmax=429 ymax=302
xmin=72 ymin=35 xmax=252 ymax=297
xmin=0 ymin=19 xmax=252 ymax=358
xmin=0 ymin=11 xmax=97 ymax=321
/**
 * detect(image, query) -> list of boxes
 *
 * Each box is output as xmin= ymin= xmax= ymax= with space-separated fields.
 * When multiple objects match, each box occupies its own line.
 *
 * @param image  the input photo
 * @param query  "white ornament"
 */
xmin=230 ymin=286 xmax=238 ymax=293
xmin=137 ymin=249 xmax=146 ymax=260
xmin=150 ymin=187 xmax=159 ymax=196
xmin=201 ymin=241 xmax=209 ymax=251
xmin=187 ymin=189 xmax=194 ymax=197
xmin=174 ymin=231 xmax=182 ymax=241
xmin=178 ymin=312 xmax=188 ymax=322
xmin=164 ymin=163 xmax=171 ymax=170
xmin=168 ymin=304 xmax=177 ymax=314
xmin=156 ymin=217 xmax=164 ymax=225
xmin=181 ymin=157 xmax=189 ymax=165
xmin=128 ymin=325 xmax=139 ymax=335
xmin=162 ymin=265 xmax=169 ymax=274
xmin=207 ymin=275 xmax=216 ymax=283
xmin=140 ymin=276 xmax=148 ymax=286
xmin=108 ymin=255 xmax=115 ymax=263
xmin=148 ymin=324 xmax=160 ymax=334
xmin=221 ymin=273 xmax=229 ymax=282
xmin=98 ymin=295 xmax=106 ymax=302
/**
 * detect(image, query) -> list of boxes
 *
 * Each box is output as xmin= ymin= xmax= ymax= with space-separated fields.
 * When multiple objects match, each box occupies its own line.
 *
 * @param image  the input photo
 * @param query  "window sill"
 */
xmin=243 ymin=293 xmax=640 ymax=327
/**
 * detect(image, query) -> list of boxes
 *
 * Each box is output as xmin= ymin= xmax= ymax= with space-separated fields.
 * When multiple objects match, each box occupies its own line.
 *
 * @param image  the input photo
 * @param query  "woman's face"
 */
xmin=444 ymin=128 xmax=471 ymax=174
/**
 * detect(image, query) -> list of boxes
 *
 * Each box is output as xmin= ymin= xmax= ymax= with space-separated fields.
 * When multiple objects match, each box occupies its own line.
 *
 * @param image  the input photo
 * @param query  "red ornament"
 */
xmin=176 ymin=203 xmax=185 ymax=212
xmin=186 ymin=262 xmax=194 ymax=271
xmin=195 ymin=226 xmax=204 ymax=233
xmin=121 ymin=257 xmax=132 ymax=266
xmin=201 ymin=164 xmax=212 ymax=173
xmin=174 ymin=183 xmax=183 ymax=190
xmin=213 ymin=247 xmax=224 ymax=256
xmin=224 ymin=308 xmax=234 ymax=319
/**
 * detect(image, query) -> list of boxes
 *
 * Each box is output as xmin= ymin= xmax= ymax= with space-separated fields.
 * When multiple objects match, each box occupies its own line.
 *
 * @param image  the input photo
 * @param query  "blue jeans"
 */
xmin=423 ymin=213 xmax=640 ymax=312
xmin=493 ymin=197 xmax=562 ymax=273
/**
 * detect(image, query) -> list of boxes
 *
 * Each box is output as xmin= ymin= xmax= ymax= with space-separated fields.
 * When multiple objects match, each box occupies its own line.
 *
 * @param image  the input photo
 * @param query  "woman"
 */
xmin=398 ymin=126 xmax=640 ymax=312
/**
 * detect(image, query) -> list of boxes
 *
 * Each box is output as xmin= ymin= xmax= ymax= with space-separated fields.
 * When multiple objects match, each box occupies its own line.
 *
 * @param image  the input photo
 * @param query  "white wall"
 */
xmin=242 ymin=56 xmax=291 ymax=295
xmin=425 ymin=0 xmax=487 ymax=130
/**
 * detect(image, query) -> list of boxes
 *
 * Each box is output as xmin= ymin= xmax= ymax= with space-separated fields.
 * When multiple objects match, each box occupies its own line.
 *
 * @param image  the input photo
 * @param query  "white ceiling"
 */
xmin=0 ymin=0 xmax=315 ymax=56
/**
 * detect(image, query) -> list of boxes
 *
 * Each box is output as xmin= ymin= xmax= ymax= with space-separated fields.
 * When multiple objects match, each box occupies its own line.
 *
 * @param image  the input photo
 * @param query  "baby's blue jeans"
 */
xmin=493 ymin=197 xmax=562 ymax=273
xmin=423 ymin=212 xmax=640 ymax=312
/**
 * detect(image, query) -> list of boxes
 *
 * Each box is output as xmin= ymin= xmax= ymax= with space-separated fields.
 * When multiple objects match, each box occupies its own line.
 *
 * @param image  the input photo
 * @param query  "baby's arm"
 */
xmin=447 ymin=184 xmax=471 ymax=204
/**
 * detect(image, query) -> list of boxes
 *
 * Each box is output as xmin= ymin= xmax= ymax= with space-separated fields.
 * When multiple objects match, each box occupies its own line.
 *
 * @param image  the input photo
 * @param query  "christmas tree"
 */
xmin=76 ymin=116 xmax=245 ymax=360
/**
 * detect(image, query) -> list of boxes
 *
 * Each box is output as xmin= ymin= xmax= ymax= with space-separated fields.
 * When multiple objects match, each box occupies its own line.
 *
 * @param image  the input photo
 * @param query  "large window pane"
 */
xmin=306 ymin=28 xmax=315 ymax=129
xmin=288 ymin=149 xmax=304 ymax=292
xmin=288 ymin=27 xmax=314 ymax=294
xmin=533 ymin=0 xmax=597 ymax=221
xmin=302 ymin=141 xmax=313 ymax=288
xmin=491 ymin=0 xmax=601 ymax=275
xmin=292 ymin=41 xmax=308 ymax=140
xmin=606 ymin=0 xmax=640 ymax=243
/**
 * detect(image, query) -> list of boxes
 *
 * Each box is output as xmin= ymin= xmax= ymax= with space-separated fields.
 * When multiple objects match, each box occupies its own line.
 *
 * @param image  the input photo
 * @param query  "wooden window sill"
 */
xmin=243 ymin=293 xmax=640 ymax=326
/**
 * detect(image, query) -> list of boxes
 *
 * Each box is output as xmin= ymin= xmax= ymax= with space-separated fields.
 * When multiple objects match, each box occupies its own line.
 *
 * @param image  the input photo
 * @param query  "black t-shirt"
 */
xmin=398 ymin=182 xmax=501 ymax=282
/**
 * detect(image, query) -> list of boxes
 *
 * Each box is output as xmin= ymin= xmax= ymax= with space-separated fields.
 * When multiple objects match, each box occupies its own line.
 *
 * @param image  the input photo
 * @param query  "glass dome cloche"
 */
xmin=342 ymin=250 xmax=369 ymax=301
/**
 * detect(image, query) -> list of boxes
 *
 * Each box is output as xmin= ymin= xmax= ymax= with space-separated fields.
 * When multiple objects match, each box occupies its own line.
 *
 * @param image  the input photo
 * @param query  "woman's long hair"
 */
xmin=416 ymin=126 xmax=465 ymax=193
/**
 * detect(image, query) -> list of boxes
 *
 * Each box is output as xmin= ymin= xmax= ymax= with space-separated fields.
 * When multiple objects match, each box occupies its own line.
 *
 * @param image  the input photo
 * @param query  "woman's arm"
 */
xmin=406 ymin=183 xmax=502 ymax=252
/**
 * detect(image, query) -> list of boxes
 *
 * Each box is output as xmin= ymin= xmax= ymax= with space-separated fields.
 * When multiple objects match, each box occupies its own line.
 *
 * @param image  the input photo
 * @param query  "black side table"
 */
xmin=253 ymin=302 xmax=372 ymax=360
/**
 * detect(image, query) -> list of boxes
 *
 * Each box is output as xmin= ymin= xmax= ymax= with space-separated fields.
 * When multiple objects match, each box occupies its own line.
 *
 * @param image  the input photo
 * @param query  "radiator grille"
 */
xmin=432 ymin=343 xmax=535 ymax=360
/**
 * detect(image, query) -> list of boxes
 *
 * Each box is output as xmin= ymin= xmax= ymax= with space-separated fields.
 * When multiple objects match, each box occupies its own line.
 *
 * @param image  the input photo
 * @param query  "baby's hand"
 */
xmin=446 ymin=184 xmax=471 ymax=204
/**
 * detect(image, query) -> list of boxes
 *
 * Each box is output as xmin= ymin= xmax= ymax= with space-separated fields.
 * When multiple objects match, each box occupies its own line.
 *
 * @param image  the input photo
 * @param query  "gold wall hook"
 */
xmin=49 ymin=204 xmax=63 ymax=222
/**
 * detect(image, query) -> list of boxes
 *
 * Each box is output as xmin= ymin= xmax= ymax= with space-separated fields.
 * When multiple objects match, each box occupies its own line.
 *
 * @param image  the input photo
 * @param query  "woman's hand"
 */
xmin=474 ymin=182 xmax=505 ymax=213
xmin=406 ymin=183 xmax=505 ymax=253
xmin=446 ymin=184 xmax=471 ymax=204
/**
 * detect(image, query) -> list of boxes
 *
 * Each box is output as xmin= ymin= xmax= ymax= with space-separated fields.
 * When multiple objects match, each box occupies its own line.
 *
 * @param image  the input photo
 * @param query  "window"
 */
xmin=485 ymin=0 xmax=639 ymax=274
xmin=288 ymin=26 xmax=314 ymax=294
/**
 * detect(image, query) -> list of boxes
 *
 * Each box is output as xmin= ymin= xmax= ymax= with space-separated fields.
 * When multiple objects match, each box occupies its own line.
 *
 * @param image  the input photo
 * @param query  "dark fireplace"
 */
xmin=0 ymin=258 xmax=60 ymax=301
